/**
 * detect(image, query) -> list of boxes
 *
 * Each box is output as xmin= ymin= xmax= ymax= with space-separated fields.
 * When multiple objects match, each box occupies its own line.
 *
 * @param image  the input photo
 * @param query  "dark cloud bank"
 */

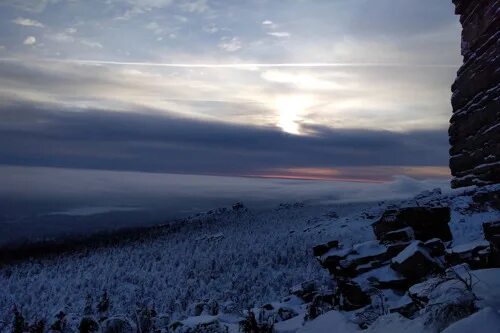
xmin=0 ymin=102 xmax=449 ymax=175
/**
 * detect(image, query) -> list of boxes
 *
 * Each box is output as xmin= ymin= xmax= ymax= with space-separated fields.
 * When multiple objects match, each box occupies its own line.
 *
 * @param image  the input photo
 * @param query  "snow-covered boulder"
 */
xmin=338 ymin=280 xmax=371 ymax=310
xmin=380 ymin=227 xmax=414 ymax=244
xmin=372 ymin=209 xmax=408 ymax=240
xmin=424 ymin=238 xmax=446 ymax=256
xmin=408 ymin=277 xmax=444 ymax=303
xmin=391 ymin=241 xmax=443 ymax=281
xmin=446 ymin=240 xmax=491 ymax=268
xmin=372 ymin=207 xmax=451 ymax=242
xmin=388 ymin=294 xmax=419 ymax=318
xmin=337 ymin=241 xmax=392 ymax=277
xmin=353 ymin=265 xmax=408 ymax=291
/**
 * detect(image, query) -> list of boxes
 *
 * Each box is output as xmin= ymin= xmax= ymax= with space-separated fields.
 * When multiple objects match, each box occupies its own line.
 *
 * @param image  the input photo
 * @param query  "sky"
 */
xmin=0 ymin=0 xmax=462 ymax=182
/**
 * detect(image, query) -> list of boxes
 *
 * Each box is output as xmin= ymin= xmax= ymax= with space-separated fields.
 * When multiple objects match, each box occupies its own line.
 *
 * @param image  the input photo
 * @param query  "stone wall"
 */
xmin=449 ymin=0 xmax=500 ymax=188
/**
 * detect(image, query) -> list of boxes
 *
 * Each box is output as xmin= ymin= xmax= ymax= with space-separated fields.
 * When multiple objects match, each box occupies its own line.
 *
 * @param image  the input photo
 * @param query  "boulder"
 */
xmin=313 ymin=240 xmax=339 ymax=257
xmin=391 ymin=241 xmax=443 ymax=281
xmin=290 ymin=280 xmax=318 ymax=302
xmin=372 ymin=209 xmax=408 ymax=240
xmin=446 ymin=240 xmax=491 ymax=269
xmin=353 ymin=264 xmax=409 ymax=291
xmin=389 ymin=295 xmax=419 ymax=318
xmin=337 ymin=241 xmax=392 ymax=277
xmin=338 ymin=280 xmax=371 ymax=311
xmin=473 ymin=188 xmax=500 ymax=210
xmin=381 ymin=227 xmax=415 ymax=244
xmin=483 ymin=220 xmax=500 ymax=247
xmin=408 ymin=277 xmax=444 ymax=304
xmin=318 ymin=246 xmax=353 ymax=274
xmin=424 ymin=238 xmax=446 ymax=257
xmin=483 ymin=220 xmax=500 ymax=266
xmin=397 ymin=207 xmax=452 ymax=241
xmin=352 ymin=260 xmax=385 ymax=276
xmin=372 ymin=207 xmax=451 ymax=242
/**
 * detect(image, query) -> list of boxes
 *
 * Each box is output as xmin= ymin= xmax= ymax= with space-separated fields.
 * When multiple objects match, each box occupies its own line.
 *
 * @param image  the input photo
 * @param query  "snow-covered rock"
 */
xmin=391 ymin=241 xmax=443 ymax=280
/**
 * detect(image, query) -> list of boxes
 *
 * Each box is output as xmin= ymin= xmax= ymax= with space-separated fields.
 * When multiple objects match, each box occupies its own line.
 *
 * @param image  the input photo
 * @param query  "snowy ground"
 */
xmin=0 ymin=200 xmax=379 ymax=324
xmin=1 ymin=185 xmax=499 ymax=332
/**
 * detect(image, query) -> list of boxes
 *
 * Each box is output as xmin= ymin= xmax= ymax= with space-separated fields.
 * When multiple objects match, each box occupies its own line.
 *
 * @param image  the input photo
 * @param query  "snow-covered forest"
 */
xmin=0 ymin=201 xmax=375 ymax=325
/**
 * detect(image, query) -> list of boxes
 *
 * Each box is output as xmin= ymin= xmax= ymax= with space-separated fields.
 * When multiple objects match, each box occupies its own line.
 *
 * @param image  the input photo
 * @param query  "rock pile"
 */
xmin=314 ymin=204 xmax=499 ymax=320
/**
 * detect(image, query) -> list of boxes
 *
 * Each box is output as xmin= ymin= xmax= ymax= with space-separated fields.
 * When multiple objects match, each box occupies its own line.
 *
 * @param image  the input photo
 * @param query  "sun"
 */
xmin=275 ymin=95 xmax=313 ymax=135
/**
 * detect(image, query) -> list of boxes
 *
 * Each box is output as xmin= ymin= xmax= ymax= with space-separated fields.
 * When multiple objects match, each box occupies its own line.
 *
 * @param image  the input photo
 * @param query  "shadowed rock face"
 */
xmin=449 ymin=0 xmax=500 ymax=188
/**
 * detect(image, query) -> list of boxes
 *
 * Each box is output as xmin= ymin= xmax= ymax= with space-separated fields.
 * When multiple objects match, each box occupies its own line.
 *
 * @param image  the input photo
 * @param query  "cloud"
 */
xmin=12 ymin=17 xmax=44 ymax=28
xmin=261 ymin=70 xmax=343 ymax=91
xmin=23 ymin=36 xmax=36 ymax=45
xmin=48 ymin=32 xmax=75 ymax=43
xmin=0 ymin=102 xmax=449 ymax=177
xmin=1 ymin=0 xmax=61 ymax=13
xmin=0 ymin=58 xmax=456 ymax=134
xmin=203 ymin=24 xmax=219 ymax=34
xmin=268 ymin=32 xmax=291 ymax=38
xmin=218 ymin=37 xmax=242 ymax=52
xmin=145 ymin=22 xmax=163 ymax=35
xmin=262 ymin=20 xmax=273 ymax=25
xmin=179 ymin=0 xmax=209 ymax=13
xmin=80 ymin=40 xmax=103 ymax=49
xmin=114 ymin=0 xmax=174 ymax=20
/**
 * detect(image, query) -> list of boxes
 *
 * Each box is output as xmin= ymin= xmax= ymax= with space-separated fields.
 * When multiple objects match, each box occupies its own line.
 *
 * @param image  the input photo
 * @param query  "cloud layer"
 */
xmin=0 ymin=102 xmax=449 ymax=179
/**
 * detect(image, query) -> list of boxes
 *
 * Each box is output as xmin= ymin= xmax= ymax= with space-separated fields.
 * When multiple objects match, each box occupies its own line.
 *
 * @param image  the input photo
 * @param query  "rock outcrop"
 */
xmin=449 ymin=0 xmax=500 ymax=188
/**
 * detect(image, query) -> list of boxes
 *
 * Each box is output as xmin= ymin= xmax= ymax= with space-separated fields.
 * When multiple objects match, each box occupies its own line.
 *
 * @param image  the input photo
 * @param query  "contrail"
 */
xmin=0 ymin=57 xmax=459 ymax=68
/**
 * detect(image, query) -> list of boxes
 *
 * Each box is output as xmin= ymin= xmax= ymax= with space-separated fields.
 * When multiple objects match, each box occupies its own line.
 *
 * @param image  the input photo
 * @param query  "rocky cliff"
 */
xmin=449 ymin=0 xmax=500 ymax=188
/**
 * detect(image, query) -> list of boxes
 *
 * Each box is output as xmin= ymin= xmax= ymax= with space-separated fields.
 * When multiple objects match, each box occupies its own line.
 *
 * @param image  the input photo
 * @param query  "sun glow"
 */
xmin=275 ymin=95 xmax=314 ymax=135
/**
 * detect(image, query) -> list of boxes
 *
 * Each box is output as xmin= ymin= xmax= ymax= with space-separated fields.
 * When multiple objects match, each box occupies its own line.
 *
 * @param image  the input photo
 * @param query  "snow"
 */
xmin=467 ymin=269 xmax=500 ymax=311
xmin=392 ymin=241 xmax=435 ymax=265
xmin=274 ymin=311 xmax=305 ymax=333
xmin=409 ymin=277 xmax=445 ymax=300
xmin=441 ymin=307 xmax=500 ymax=333
xmin=0 ymin=184 xmax=499 ymax=332
xmin=0 ymin=202 xmax=369 ymax=323
xmin=353 ymin=265 xmax=405 ymax=291
xmin=321 ymin=246 xmax=353 ymax=261
xmin=181 ymin=315 xmax=218 ymax=326
xmin=296 ymin=311 xmax=357 ymax=333
xmin=352 ymin=241 xmax=387 ymax=258
xmin=446 ymin=240 xmax=490 ymax=254
xmin=366 ymin=313 xmax=426 ymax=333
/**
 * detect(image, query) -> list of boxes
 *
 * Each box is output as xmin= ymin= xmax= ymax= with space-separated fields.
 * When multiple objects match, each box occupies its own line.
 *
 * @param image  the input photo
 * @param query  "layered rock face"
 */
xmin=449 ymin=0 xmax=500 ymax=188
